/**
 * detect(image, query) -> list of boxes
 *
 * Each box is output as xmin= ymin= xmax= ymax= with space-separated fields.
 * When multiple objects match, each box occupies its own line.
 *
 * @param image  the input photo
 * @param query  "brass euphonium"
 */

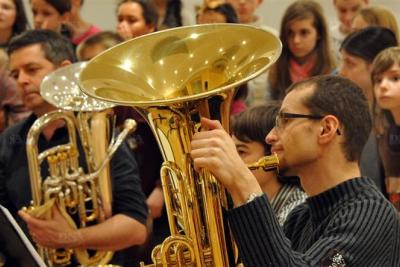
xmin=80 ymin=24 xmax=281 ymax=266
xmin=25 ymin=62 xmax=136 ymax=267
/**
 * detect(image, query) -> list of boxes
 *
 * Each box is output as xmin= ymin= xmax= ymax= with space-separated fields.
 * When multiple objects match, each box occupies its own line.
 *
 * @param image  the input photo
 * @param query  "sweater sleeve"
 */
xmin=227 ymin=195 xmax=400 ymax=266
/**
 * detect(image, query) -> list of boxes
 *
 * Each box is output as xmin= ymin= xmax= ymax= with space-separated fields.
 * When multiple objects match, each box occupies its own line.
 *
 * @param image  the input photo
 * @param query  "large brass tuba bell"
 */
xmin=25 ymin=62 xmax=136 ymax=267
xmin=80 ymin=24 xmax=281 ymax=266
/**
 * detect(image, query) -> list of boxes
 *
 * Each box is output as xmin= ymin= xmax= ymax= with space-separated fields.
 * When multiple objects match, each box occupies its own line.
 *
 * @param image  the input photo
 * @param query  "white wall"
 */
xmin=23 ymin=0 xmax=400 ymax=33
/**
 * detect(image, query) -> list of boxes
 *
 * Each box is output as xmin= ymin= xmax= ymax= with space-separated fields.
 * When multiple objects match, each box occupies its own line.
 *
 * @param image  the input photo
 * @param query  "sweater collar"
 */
xmin=306 ymin=177 xmax=375 ymax=222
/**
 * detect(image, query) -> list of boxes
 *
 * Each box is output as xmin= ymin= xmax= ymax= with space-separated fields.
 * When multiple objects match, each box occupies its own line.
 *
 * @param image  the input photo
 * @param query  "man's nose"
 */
xmin=265 ymin=128 xmax=278 ymax=145
xmin=17 ymin=71 xmax=29 ymax=85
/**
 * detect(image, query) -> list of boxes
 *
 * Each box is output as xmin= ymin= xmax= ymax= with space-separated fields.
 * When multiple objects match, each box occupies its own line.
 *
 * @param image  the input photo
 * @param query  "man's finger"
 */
xmin=200 ymin=117 xmax=223 ymax=130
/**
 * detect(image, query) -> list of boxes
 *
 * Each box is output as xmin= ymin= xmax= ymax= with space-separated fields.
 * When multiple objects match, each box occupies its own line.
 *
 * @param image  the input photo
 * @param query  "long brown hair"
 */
xmin=371 ymin=47 xmax=400 ymax=135
xmin=268 ymin=0 xmax=335 ymax=100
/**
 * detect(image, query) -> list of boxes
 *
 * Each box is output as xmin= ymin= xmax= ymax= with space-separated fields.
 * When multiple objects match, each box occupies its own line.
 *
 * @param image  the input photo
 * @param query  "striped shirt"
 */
xmin=228 ymin=177 xmax=400 ymax=266
xmin=271 ymin=184 xmax=307 ymax=226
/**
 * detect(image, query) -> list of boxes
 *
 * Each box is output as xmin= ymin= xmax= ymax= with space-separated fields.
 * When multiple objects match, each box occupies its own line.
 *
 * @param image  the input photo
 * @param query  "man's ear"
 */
xmin=318 ymin=115 xmax=340 ymax=144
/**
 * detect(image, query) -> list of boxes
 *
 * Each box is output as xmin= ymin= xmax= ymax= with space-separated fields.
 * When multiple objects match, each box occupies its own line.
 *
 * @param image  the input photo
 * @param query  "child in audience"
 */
xmin=30 ymin=0 xmax=72 ymax=38
xmin=351 ymin=5 xmax=399 ymax=42
xmin=76 ymin=31 xmax=123 ymax=61
xmin=331 ymin=0 xmax=368 ymax=57
xmin=116 ymin=0 xmax=158 ymax=41
xmin=371 ymin=46 xmax=400 ymax=211
xmin=268 ymin=0 xmax=335 ymax=100
xmin=231 ymin=103 xmax=307 ymax=225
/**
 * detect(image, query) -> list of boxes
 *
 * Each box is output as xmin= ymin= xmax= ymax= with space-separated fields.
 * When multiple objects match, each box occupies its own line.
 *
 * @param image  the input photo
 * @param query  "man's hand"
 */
xmin=147 ymin=186 xmax=165 ymax=219
xmin=18 ymin=205 xmax=83 ymax=249
xmin=190 ymin=118 xmax=262 ymax=206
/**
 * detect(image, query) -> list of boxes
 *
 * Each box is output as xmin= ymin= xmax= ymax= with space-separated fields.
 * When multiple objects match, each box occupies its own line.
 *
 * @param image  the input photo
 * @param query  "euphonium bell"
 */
xmin=80 ymin=24 xmax=282 ymax=266
xmin=25 ymin=62 xmax=136 ymax=267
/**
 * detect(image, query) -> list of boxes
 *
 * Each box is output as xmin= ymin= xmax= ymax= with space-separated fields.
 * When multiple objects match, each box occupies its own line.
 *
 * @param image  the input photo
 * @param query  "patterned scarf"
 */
xmin=289 ymin=54 xmax=317 ymax=83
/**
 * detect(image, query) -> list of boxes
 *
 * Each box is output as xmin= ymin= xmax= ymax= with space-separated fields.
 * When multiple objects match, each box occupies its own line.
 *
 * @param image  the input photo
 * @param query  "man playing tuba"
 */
xmin=0 ymin=30 xmax=148 ymax=266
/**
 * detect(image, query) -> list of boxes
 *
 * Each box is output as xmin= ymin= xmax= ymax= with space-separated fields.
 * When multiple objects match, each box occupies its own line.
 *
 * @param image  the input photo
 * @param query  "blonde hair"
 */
xmin=76 ymin=31 xmax=123 ymax=61
xmin=356 ymin=5 xmax=399 ymax=42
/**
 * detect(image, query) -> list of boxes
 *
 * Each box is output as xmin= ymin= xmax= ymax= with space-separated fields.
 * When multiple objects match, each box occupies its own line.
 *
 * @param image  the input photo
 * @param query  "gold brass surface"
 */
xmin=248 ymin=154 xmax=279 ymax=172
xmin=80 ymin=24 xmax=282 ymax=267
xmin=25 ymin=63 xmax=136 ymax=267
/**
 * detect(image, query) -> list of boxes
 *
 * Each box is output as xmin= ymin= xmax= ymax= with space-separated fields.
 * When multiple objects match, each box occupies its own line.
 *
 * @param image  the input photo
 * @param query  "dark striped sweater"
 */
xmin=228 ymin=177 xmax=400 ymax=266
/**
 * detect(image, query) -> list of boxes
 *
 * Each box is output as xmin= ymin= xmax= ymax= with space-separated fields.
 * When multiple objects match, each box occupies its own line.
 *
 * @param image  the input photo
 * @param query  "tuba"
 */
xmin=25 ymin=62 xmax=136 ymax=267
xmin=80 ymin=24 xmax=281 ymax=266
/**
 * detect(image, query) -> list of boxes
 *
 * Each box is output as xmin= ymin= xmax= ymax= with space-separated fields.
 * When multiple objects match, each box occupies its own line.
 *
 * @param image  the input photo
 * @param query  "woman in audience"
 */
xmin=351 ymin=5 xmax=399 ymax=42
xmin=0 ymin=0 xmax=29 ymax=48
xmin=0 ymin=48 xmax=30 ymax=132
xmin=340 ymin=26 xmax=397 ymax=106
xmin=116 ymin=0 xmax=158 ymax=41
xmin=371 ymin=47 xmax=400 ymax=212
xmin=339 ymin=26 xmax=398 ymax=194
xmin=268 ymin=0 xmax=335 ymax=100
xmin=30 ymin=0 xmax=72 ymax=38
xmin=231 ymin=103 xmax=307 ymax=225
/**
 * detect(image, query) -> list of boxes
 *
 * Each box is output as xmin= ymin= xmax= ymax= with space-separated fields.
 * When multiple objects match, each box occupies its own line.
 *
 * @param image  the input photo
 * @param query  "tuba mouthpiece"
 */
xmin=248 ymin=153 xmax=279 ymax=172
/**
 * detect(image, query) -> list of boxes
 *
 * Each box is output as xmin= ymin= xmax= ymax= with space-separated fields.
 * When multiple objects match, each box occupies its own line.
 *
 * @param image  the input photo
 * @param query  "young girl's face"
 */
xmin=374 ymin=64 xmax=400 ymax=112
xmin=31 ymin=0 xmax=66 ymax=32
xmin=286 ymin=17 xmax=318 ymax=61
xmin=0 ymin=0 xmax=16 ymax=32
xmin=117 ymin=2 xmax=154 ymax=41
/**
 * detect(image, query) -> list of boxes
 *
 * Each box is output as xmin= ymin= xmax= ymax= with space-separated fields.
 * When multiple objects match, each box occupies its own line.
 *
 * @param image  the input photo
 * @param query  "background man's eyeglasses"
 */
xmin=275 ymin=112 xmax=341 ymax=135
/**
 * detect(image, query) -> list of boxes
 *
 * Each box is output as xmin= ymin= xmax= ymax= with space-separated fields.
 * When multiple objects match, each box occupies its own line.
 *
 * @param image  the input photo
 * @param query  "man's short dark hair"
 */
xmin=288 ymin=75 xmax=371 ymax=162
xmin=7 ymin=30 xmax=76 ymax=65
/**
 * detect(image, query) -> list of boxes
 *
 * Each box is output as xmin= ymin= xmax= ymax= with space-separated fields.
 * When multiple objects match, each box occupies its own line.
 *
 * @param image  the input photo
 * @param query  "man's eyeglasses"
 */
xmin=275 ymin=112 xmax=341 ymax=135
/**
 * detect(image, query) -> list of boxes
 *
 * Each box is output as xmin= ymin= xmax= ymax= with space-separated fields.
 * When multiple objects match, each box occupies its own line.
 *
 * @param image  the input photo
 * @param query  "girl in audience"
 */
xmin=231 ymin=103 xmax=307 ymax=225
xmin=339 ymin=26 xmax=397 ymax=194
xmin=76 ymin=31 xmax=123 ymax=61
xmin=268 ymin=0 xmax=335 ymax=101
xmin=30 ymin=0 xmax=72 ymax=38
xmin=351 ymin=5 xmax=399 ymax=43
xmin=371 ymin=47 xmax=400 ymax=212
xmin=116 ymin=0 xmax=158 ymax=41
xmin=0 ymin=0 xmax=29 ymax=48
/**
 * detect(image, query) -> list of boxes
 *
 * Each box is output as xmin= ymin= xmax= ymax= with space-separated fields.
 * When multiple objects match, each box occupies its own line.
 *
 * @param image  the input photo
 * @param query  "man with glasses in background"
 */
xmin=190 ymin=75 xmax=400 ymax=266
